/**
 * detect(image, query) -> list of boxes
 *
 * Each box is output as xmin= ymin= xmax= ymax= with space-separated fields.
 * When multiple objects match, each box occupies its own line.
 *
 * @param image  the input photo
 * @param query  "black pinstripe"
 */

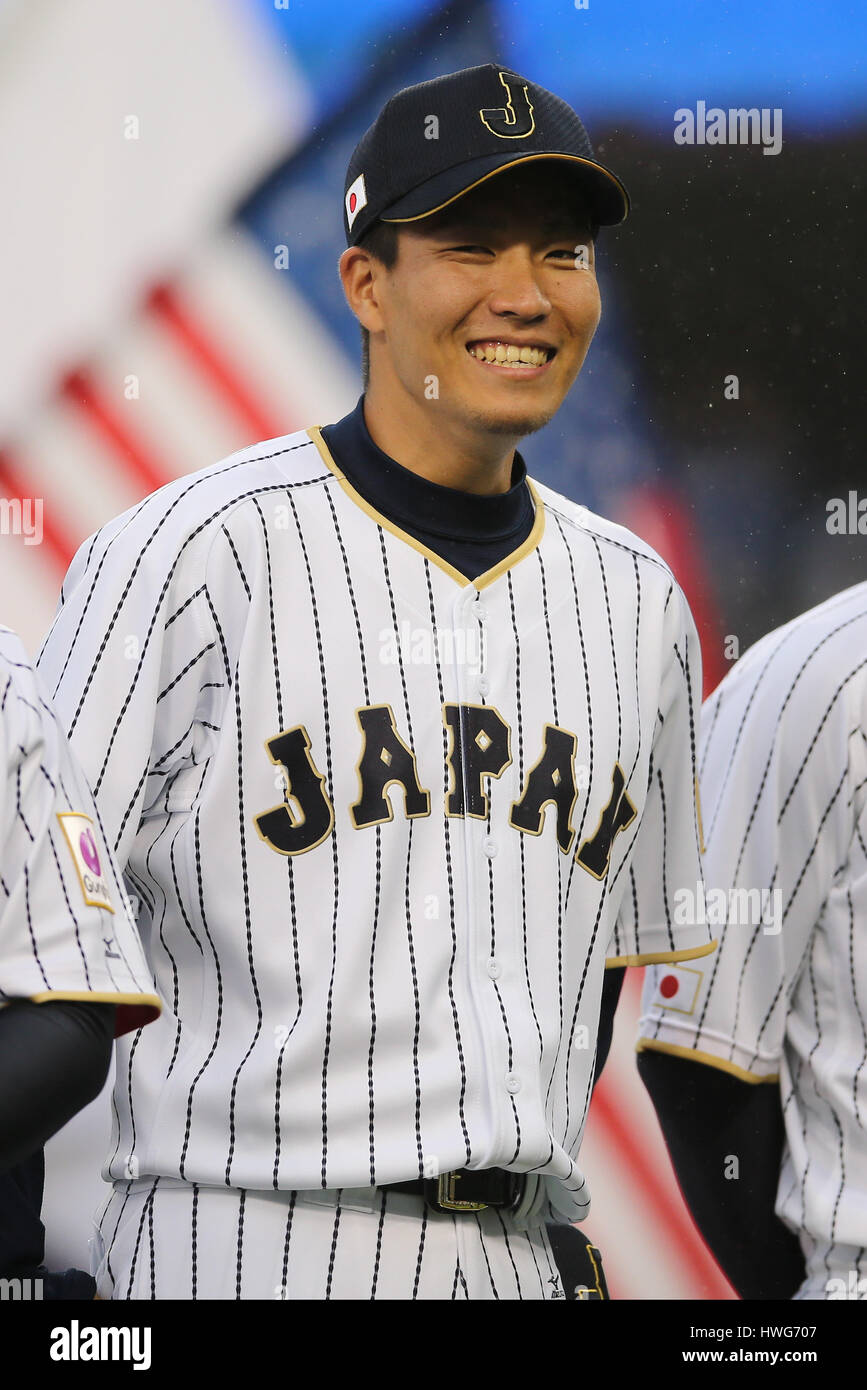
xmin=847 ymin=886 xmax=867 ymax=1127
xmin=280 ymin=1191 xmax=297 ymax=1299
xmin=325 ymin=1200 xmax=343 ymax=1299
xmin=191 ymin=1184 xmax=199 ymax=1300
xmin=411 ymin=1207 xmax=428 ymax=1299
xmin=521 ymin=1227 xmax=547 ymax=1297
xmin=235 ymin=1189 xmax=247 ymax=1300
xmin=178 ymin=812 xmax=225 ymax=1178
xmin=286 ymin=488 xmax=340 ymax=1188
xmin=252 ymin=499 xmax=304 ymax=1191
xmin=370 ymin=1190 xmax=388 ymax=1299
xmin=225 ymin=668 xmax=264 ymax=1186
xmin=379 ymin=529 xmax=424 ymax=1177
xmin=325 ymin=486 xmax=385 ymax=1186
xmin=506 ymin=569 xmax=543 ymax=1061
xmin=424 ymin=560 xmax=471 ymax=1165
xmin=147 ymin=1188 xmax=157 ymax=1299
xmin=482 ymin=662 xmax=521 ymax=1161
xmin=552 ymin=514 xmax=593 ymax=916
xmin=100 ymin=1180 xmax=131 ymax=1291
xmin=148 ymin=786 xmax=185 ymax=1078
xmin=124 ymin=1178 xmax=159 ymax=1298
xmin=493 ymin=1208 xmax=523 ymax=1298
xmin=600 ymin=556 xmax=645 ymax=952
xmin=472 ymin=1213 xmax=500 ymax=1299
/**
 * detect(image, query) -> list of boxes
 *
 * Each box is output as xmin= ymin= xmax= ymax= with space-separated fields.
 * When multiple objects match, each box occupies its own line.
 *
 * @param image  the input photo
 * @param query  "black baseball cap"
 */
xmin=343 ymin=63 xmax=629 ymax=247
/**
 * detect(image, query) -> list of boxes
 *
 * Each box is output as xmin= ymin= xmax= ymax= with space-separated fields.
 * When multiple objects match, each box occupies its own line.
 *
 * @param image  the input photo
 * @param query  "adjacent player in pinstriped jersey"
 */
xmin=639 ymin=581 xmax=867 ymax=1299
xmin=0 ymin=626 xmax=160 ymax=1293
xmin=0 ymin=626 xmax=160 ymax=1041
xmin=36 ymin=64 xmax=714 ymax=1299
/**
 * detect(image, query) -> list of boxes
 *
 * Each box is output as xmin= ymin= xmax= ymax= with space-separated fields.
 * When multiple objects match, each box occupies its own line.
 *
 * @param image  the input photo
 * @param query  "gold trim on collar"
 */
xmin=307 ymin=425 xmax=545 ymax=592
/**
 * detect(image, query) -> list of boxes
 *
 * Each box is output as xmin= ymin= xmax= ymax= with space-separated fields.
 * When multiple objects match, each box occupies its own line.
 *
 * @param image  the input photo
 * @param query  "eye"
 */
xmin=448 ymin=244 xmax=493 ymax=255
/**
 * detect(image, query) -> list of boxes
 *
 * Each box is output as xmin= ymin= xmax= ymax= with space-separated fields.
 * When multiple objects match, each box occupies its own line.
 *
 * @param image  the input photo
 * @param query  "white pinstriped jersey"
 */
xmin=639 ymin=581 xmax=867 ymax=1271
xmin=37 ymin=426 xmax=713 ymax=1220
xmin=0 ymin=626 xmax=160 ymax=1033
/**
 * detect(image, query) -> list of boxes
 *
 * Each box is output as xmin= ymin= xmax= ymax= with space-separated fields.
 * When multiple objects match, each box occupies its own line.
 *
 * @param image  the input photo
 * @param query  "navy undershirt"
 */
xmin=319 ymin=395 xmax=535 ymax=580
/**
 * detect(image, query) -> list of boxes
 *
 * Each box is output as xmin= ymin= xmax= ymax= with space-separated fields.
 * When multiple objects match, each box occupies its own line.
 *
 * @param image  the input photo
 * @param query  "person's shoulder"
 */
xmin=135 ymin=426 xmax=327 ymax=530
xmin=0 ymin=624 xmax=35 ymax=682
xmin=774 ymin=579 xmax=867 ymax=651
xmin=530 ymin=478 xmax=680 ymax=588
xmin=705 ymin=581 xmax=867 ymax=747
xmin=79 ymin=427 xmax=330 ymax=573
xmin=717 ymin=581 xmax=867 ymax=698
xmin=0 ymin=627 xmax=49 ymax=756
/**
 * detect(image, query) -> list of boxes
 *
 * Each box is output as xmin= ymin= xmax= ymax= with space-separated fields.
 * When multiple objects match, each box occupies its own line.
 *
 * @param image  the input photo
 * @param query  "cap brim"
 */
xmin=378 ymin=151 xmax=629 ymax=229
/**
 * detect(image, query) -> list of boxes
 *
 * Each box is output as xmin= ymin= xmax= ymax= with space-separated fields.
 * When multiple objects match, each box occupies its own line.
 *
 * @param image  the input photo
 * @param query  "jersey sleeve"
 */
xmin=0 ymin=628 xmax=160 ymax=1036
xmin=35 ymin=491 xmax=242 ymax=876
xmin=637 ymin=622 xmax=864 ymax=1080
xmin=607 ymin=580 xmax=715 ymax=968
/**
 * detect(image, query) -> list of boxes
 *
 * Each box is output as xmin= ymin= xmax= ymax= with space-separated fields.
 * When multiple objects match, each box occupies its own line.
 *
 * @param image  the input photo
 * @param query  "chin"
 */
xmin=463 ymin=400 xmax=561 ymax=439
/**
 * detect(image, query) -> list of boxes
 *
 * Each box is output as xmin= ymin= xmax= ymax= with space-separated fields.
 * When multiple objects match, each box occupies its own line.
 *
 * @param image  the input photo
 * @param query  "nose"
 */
xmin=485 ymin=246 xmax=552 ymax=322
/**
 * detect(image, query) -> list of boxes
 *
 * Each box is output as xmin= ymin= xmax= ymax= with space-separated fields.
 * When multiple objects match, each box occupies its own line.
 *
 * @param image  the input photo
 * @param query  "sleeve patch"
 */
xmin=649 ymin=962 xmax=703 ymax=1015
xmin=56 ymin=813 xmax=116 ymax=914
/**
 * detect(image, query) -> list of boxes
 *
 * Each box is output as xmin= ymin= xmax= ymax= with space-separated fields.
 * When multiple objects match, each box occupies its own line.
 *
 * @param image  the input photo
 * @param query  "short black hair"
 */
xmin=357 ymin=221 xmax=401 ymax=391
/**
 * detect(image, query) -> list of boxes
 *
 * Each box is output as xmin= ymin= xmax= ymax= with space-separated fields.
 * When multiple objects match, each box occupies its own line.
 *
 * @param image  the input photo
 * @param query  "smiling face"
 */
xmin=345 ymin=163 xmax=602 ymax=451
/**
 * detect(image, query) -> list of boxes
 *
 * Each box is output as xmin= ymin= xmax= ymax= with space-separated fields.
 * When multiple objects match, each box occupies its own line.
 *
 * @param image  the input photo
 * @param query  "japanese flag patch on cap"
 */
xmin=650 ymin=963 xmax=703 ymax=1015
xmin=345 ymin=173 xmax=368 ymax=232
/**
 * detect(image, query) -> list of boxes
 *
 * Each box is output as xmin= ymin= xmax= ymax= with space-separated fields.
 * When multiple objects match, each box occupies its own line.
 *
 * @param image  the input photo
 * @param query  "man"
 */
xmin=37 ymin=63 xmax=714 ymax=1299
xmin=638 ymin=582 xmax=867 ymax=1300
xmin=0 ymin=625 xmax=160 ymax=1296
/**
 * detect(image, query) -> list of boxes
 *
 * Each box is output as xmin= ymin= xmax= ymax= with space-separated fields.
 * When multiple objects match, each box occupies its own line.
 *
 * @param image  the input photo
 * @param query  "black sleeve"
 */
xmin=0 ymin=1149 xmax=45 ymax=1275
xmin=0 ymin=999 xmax=116 ymax=1177
xmin=637 ymin=1048 xmax=806 ymax=1299
xmin=593 ymin=965 xmax=625 ymax=1085
xmin=0 ymin=1148 xmax=97 ymax=1296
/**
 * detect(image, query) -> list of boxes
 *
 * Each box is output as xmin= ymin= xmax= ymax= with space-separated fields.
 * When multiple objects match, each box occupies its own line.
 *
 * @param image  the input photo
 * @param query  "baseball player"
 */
xmin=638 ymin=581 xmax=867 ymax=1300
xmin=0 ymin=625 xmax=160 ymax=1293
xmin=37 ymin=64 xmax=714 ymax=1300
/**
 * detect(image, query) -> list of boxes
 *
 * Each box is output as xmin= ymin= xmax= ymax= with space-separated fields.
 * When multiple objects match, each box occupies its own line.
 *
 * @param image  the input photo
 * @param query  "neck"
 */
xmin=363 ymin=380 xmax=518 ymax=495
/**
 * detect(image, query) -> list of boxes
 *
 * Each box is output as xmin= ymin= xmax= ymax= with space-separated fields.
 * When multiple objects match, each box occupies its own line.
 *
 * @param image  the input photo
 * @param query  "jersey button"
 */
xmin=505 ymin=1073 xmax=522 ymax=1094
xmin=475 ymin=604 xmax=488 ymax=624
xmin=478 ymin=675 xmax=491 ymax=696
xmin=487 ymin=958 xmax=502 ymax=980
xmin=483 ymin=836 xmax=498 ymax=858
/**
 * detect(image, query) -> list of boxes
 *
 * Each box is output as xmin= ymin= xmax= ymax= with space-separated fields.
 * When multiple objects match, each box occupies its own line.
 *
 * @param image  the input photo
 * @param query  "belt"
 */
xmin=385 ymin=1167 xmax=525 ymax=1213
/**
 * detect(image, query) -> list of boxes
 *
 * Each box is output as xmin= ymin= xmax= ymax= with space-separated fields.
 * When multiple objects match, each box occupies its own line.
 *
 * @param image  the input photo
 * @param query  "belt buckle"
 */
xmin=432 ymin=1171 xmax=488 ymax=1213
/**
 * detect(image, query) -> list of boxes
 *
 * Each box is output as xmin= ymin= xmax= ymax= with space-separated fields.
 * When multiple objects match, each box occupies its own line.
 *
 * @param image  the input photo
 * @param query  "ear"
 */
xmin=338 ymin=246 xmax=388 ymax=335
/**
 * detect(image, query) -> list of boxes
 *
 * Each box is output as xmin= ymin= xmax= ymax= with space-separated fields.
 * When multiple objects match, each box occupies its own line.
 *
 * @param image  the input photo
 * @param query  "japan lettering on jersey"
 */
xmin=639 ymin=581 xmax=867 ymax=1267
xmin=0 ymin=626 xmax=160 ymax=1034
xmin=37 ymin=428 xmax=713 ymax=1218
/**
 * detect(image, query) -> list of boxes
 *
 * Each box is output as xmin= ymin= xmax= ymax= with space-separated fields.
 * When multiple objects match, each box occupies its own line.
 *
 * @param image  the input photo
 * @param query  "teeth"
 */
xmin=468 ymin=343 xmax=550 ymax=368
